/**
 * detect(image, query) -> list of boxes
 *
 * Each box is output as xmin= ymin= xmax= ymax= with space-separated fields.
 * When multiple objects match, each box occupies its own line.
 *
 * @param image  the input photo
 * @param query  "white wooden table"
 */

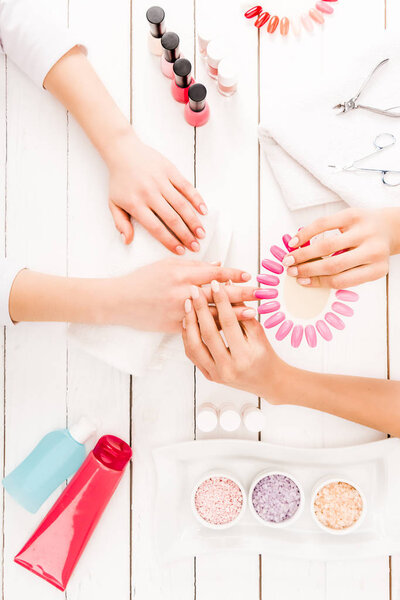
xmin=1 ymin=0 xmax=400 ymax=598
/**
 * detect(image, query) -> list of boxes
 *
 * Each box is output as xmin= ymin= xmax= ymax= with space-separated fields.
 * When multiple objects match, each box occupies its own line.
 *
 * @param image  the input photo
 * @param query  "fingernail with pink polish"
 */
xmin=241 ymin=272 xmax=251 ymax=281
xmin=199 ymin=204 xmax=208 ymax=215
xmin=297 ymin=277 xmax=311 ymax=285
xmin=184 ymin=299 xmax=192 ymax=313
xmin=196 ymin=227 xmax=206 ymax=239
xmin=242 ymin=308 xmax=256 ymax=318
xmin=282 ymin=255 xmax=295 ymax=267
xmin=287 ymin=266 xmax=298 ymax=276
xmin=176 ymin=245 xmax=185 ymax=255
xmin=288 ymin=236 xmax=299 ymax=248
xmin=191 ymin=241 xmax=200 ymax=252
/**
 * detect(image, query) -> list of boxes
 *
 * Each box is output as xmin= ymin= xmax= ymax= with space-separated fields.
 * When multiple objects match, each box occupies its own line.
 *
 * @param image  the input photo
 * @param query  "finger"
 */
xmin=209 ymin=305 xmax=257 ymax=325
xmin=289 ymin=248 xmax=365 ymax=279
xmin=302 ymin=261 xmax=388 ymax=289
xmin=169 ymin=168 xmax=208 ymax=216
xmin=151 ymin=197 xmax=200 ymax=253
xmin=202 ymin=284 xmax=257 ymax=304
xmin=135 ymin=207 xmax=186 ymax=255
xmin=109 ymin=202 xmax=134 ymax=245
xmin=164 ymin=183 xmax=206 ymax=241
xmin=288 ymin=208 xmax=359 ymax=248
xmin=182 ymin=298 xmax=214 ymax=371
xmin=191 ymin=285 xmax=228 ymax=361
xmin=283 ymin=231 xmax=355 ymax=267
xmin=193 ymin=265 xmax=252 ymax=285
xmin=210 ymin=280 xmax=246 ymax=356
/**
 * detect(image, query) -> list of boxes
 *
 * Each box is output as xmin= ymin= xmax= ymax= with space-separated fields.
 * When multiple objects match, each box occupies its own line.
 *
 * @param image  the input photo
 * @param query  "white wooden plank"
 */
xmin=67 ymin=0 xmax=132 ymax=598
xmin=259 ymin=0 xmax=388 ymax=597
xmin=194 ymin=0 xmax=260 ymax=598
xmin=0 ymin=53 xmax=6 ymax=600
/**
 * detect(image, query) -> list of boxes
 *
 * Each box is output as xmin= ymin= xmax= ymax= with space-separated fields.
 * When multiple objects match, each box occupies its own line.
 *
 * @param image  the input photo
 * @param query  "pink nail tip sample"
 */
xmin=305 ymin=325 xmax=317 ymax=348
xmin=301 ymin=13 xmax=314 ymax=31
xmin=335 ymin=289 xmax=359 ymax=302
xmin=258 ymin=301 xmax=280 ymax=315
xmin=264 ymin=311 xmax=285 ymax=329
xmin=276 ymin=320 xmax=293 ymax=341
xmin=257 ymin=274 xmax=280 ymax=286
xmin=262 ymin=259 xmax=284 ymax=275
xmin=291 ymin=324 xmax=303 ymax=348
xmin=270 ymin=245 xmax=286 ymax=262
xmin=309 ymin=7 xmax=324 ymax=23
xmin=325 ymin=312 xmax=345 ymax=330
xmin=282 ymin=234 xmax=292 ymax=251
xmin=316 ymin=320 xmax=332 ymax=341
xmin=332 ymin=302 xmax=354 ymax=317
xmin=316 ymin=1 xmax=334 ymax=13
xmin=254 ymin=288 xmax=278 ymax=299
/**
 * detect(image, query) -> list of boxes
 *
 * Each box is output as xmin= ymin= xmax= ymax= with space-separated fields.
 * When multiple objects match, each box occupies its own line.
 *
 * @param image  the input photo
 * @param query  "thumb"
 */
xmin=109 ymin=203 xmax=134 ymax=244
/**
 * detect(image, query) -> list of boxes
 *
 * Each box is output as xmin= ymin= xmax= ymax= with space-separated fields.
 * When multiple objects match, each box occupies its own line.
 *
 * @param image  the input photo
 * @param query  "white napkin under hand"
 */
xmin=69 ymin=210 xmax=232 ymax=376
xmin=259 ymin=32 xmax=400 ymax=211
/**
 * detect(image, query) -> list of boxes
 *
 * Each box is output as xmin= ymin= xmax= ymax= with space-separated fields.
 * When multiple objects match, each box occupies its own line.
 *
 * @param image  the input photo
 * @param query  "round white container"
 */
xmin=249 ymin=470 xmax=304 ymax=528
xmin=242 ymin=405 xmax=265 ymax=433
xmin=197 ymin=403 xmax=218 ymax=433
xmin=311 ymin=476 xmax=366 ymax=535
xmin=191 ymin=471 xmax=246 ymax=530
xmin=219 ymin=404 xmax=241 ymax=432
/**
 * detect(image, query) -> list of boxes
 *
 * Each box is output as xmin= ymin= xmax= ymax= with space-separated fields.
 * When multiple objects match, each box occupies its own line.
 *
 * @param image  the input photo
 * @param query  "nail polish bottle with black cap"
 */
xmin=184 ymin=83 xmax=210 ymax=126
xmin=146 ymin=6 xmax=166 ymax=56
xmin=171 ymin=58 xmax=195 ymax=103
xmin=161 ymin=32 xmax=181 ymax=79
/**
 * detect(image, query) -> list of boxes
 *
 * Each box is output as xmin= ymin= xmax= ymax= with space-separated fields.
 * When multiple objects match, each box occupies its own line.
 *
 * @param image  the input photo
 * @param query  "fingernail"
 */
xmin=199 ymin=204 xmax=208 ymax=215
xmin=211 ymin=280 xmax=220 ymax=293
xmin=176 ymin=245 xmax=185 ymax=255
xmin=191 ymin=285 xmax=200 ymax=299
xmin=191 ymin=241 xmax=200 ymax=252
xmin=282 ymin=255 xmax=295 ymax=267
xmin=288 ymin=236 xmax=299 ymax=248
xmin=182 ymin=318 xmax=186 ymax=329
xmin=120 ymin=232 xmax=126 ymax=243
xmin=242 ymin=308 xmax=256 ymax=318
xmin=287 ymin=266 xmax=298 ymax=276
xmin=241 ymin=272 xmax=251 ymax=281
xmin=297 ymin=277 xmax=311 ymax=285
xmin=210 ymin=260 xmax=221 ymax=265
xmin=196 ymin=227 xmax=206 ymax=239
xmin=184 ymin=298 xmax=192 ymax=313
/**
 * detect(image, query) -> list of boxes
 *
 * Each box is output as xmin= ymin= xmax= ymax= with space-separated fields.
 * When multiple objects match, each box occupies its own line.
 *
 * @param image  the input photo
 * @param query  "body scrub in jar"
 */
xmin=312 ymin=478 xmax=366 ymax=534
xmin=217 ymin=58 xmax=238 ymax=97
xmin=192 ymin=472 xmax=245 ymax=529
xmin=250 ymin=471 xmax=303 ymax=527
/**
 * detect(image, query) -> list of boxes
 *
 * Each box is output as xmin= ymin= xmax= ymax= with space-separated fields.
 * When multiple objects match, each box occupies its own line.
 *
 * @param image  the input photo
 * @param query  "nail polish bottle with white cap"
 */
xmin=217 ymin=58 xmax=238 ymax=97
xmin=146 ymin=6 xmax=166 ymax=56
xmin=206 ymin=39 xmax=226 ymax=79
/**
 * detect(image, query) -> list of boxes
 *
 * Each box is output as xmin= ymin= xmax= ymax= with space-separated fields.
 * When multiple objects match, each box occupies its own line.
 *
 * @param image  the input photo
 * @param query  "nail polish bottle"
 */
xmin=146 ymin=6 xmax=166 ymax=56
xmin=197 ymin=28 xmax=213 ymax=57
xmin=206 ymin=39 xmax=226 ymax=79
xmin=171 ymin=58 xmax=194 ymax=103
xmin=161 ymin=32 xmax=181 ymax=79
xmin=217 ymin=58 xmax=238 ymax=97
xmin=184 ymin=84 xmax=210 ymax=127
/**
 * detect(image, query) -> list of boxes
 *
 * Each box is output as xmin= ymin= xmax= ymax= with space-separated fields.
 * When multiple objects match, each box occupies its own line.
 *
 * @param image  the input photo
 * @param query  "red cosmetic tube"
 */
xmin=14 ymin=435 xmax=132 ymax=591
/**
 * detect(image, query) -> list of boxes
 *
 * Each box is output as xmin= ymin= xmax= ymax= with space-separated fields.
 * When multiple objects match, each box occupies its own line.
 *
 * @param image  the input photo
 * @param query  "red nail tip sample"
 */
xmin=245 ymin=5 xmax=263 ymax=18
xmin=305 ymin=325 xmax=317 ymax=348
xmin=262 ymin=259 xmax=284 ymax=274
xmin=267 ymin=15 xmax=279 ymax=33
xmin=257 ymin=274 xmax=280 ymax=286
xmin=270 ymin=245 xmax=286 ymax=262
xmin=264 ymin=311 xmax=285 ymax=329
xmin=332 ymin=302 xmax=354 ymax=317
xmin=316 ymin=319 xmax=332 ymax=341
xmin=255 ymin=11 xmax=270 ymax=27
xmin=325 ymin=312 xmax=345 ymax=330
xmin=291 ymin=324 xmax=303 ymax=348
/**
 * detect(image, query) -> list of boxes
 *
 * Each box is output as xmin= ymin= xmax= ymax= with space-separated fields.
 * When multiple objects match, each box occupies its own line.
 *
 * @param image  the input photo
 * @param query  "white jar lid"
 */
xmin=218 ymin=58 xmax=238 ymax=88
xmin=197 ymin=27 xmax=214 ymax=46
xmin=220 ymin=406 xmax=241 ymax=432
xmin=197 ymin=405 xmax=218 ymax=432
xmin=69 ymin=416 xmax=96 ymax=444
xmin=207 ymin=40 xmax=226 ymax=68
xmin=243 ymin=407 xmax=265 ymax=433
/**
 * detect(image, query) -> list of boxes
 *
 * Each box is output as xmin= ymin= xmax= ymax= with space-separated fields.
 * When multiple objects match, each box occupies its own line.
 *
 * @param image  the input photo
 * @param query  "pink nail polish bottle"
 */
xmin=217 ymin=58 xmax=238 ymax=97
xmin=161 ymin=32 xmax=181 ymax=79
xmin=206 ymin=40 xmax=226 ymax=79
xmin=146 ymin=6 xmax=166 ymax=56
xmin=184 ymin=83 xmax=210 ymax=127
xmin=171 ymin=58 xmax=195 ymax=103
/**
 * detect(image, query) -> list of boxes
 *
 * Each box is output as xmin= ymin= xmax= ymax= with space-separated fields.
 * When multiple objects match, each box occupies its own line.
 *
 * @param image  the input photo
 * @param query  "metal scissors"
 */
xmin=329 ymin=132 xmax=400 ymax=186
xmin=334 ymin=58 xmax=400 ymax=118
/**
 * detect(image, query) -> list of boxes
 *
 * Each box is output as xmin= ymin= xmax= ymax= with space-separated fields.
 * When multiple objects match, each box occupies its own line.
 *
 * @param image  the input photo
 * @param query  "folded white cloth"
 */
xmin=259 ymin=32 xmax=400 ymax=211
xmin=69 ymin=211 xmax=232 ymax=376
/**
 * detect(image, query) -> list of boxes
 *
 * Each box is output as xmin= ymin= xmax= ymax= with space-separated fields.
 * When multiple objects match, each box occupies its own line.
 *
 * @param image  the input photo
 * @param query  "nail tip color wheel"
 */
xmin=244 ymin=1 xmax=338 ymax=36
xmin=257 ymin=234 xmax=359 ymax=348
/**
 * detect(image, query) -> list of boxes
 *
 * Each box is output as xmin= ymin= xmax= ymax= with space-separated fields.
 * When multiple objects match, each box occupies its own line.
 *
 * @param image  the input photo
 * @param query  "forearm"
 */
xmin=43 ymin=47 xmax=133 ymax=164
xmin=269 ymin=363 xmax=400 ymax=436
xmin=382 ymin=207 xmax=400 ymax=255
xmin=9 ymin=269 xmax=113 ymax=324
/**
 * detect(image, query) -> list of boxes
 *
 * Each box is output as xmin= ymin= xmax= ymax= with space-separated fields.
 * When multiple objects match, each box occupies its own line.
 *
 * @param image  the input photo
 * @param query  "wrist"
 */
xmin=259 ymin=358 xmax=295 ymax=405
xmin=100 ymin=125 xmax=140 ymax=168
xmin=381 ymin=208 xmax=400 ymax=255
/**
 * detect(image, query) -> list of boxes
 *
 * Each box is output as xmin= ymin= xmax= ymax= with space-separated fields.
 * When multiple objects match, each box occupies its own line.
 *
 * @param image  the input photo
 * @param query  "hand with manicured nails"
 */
xmin=282 ymin=208 xmax=400 ymax=289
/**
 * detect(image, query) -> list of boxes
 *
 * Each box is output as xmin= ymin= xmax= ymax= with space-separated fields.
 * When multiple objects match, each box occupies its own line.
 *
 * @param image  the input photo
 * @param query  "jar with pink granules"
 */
xmin=311 ymin=477 xmax=367 ymax=535
xmin=191 ymin=471 xmax=246 ymax=530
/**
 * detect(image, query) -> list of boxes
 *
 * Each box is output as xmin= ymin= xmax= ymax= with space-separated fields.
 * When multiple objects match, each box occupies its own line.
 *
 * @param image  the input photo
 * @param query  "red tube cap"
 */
xmin=93 ymin=435 xmax=132 ymax=471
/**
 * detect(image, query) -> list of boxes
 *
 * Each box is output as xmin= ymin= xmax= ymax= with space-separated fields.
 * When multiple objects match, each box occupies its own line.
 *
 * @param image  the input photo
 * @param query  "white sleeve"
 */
xmin=0 ymin=259 xmax=24 ymax=326
xmin=0 ymin=0 xmax=87 ymax=89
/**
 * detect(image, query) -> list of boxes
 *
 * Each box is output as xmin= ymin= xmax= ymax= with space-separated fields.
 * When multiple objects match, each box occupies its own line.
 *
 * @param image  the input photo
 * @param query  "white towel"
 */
xmin=69 ymin=210 xmax=232 ymax=376
xmin=259 ymin=32 xmax=400 ymax=211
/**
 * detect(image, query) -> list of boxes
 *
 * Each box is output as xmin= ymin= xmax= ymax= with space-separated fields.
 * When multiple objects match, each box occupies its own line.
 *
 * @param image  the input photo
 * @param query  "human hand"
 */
xmin=105 ymin=259 xmax=256 ymax=333
xmin=182 ymin=280 xmax=285 ymax=402
xmin=282 ymin=208 xmax=400 ymax=289
xmin=105 ymin=130 xmax=207 ymax=253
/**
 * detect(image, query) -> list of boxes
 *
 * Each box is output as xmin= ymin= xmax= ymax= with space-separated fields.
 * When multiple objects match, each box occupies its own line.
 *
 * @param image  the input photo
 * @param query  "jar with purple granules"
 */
xmin=249 ymin=470 xmax=304 ymax=527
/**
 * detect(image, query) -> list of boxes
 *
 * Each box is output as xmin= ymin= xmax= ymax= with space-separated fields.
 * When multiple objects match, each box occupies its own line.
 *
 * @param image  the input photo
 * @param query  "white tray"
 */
xmin=153 ymin=438 xmax=400 ymax=562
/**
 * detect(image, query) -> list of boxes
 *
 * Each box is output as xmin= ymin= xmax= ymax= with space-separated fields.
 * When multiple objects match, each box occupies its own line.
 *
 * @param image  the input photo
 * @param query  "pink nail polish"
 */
xmin=254 ymin=288 xmax=278 ymax=299
xmin=332 ymin=302 xmax=354 ymax=317
xmin=196 ymin=227 xmax=206 ymax=239
xmin=262 ymin=259 xmax=284 ymax=275
xmin=161 ymin=32 xmax=181 ymax=78
xmin=309 ymin=7 xmax=324 ymax=24
xmin=263 ymin=311 xmax=285 ymax=329
xmin=258 ymin=301 xmax=280 ymax=315
xmin=270 ymin=246 xmax=286 ymax=262
xmin=257 ymin=274 xmax=279 ymax=286
xmin=206 ymin=40 xmax=226 ymax=79
xmin=146 ymin=6 xmax=166 ymax=56
xmin=184 ymin=84 xmax=210 ymax=127
xmin=171 ymin=58 xmax=195 ymax=103
xmin=305 ymin=324 xmax=317 ymax=347
xmin=282 ymin=234 xmax=292 ymax=251
xmin=275 ymin=320 xmax=293 ymax=341
xmin=335 ymin=289 xmax=359 ymax=302
xmin=301 ymin=13 xmax=314 ymax=32
xmin=291 ymin=324 xmax=303 ymax=348
xmin=176 ymin=245 xmax=185 ymax=255
xmin=316 ymin=320 xmax=332 ymax=341
xmin=316 ymin=1 xmax=334 ymax=14
xmin=217 ymin=59 xmax=237 ymax=97
xmin=325 ymin=312 xmax=345 ymax=330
